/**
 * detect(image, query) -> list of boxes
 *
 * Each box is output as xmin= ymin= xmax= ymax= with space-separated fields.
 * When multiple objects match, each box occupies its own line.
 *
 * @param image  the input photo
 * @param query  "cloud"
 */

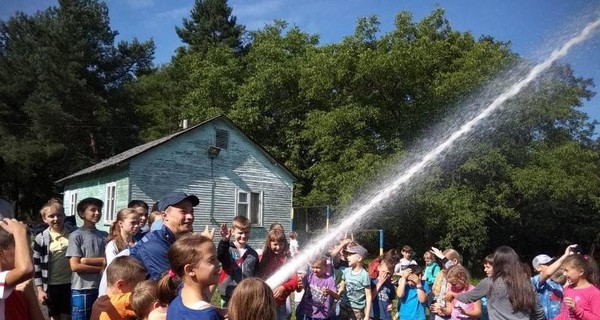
xmin=156 ymin=6 xmax=191 ymax=21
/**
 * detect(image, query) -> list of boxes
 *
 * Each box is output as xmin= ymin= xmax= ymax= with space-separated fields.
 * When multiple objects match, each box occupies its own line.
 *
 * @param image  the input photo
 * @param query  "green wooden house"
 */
xmin=56 ymin=115 xmax=296 ymax=247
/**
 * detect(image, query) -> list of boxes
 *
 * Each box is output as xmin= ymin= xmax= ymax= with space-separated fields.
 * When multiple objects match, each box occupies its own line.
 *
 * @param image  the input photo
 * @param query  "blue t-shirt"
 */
xmin=341 ymin=268 xmax=370 ymax=309
xmin=399 ymin=282 xmax=430 ymax=320
xmin=166 ymin=295 xmax=220 ymax=320
xmin=370 ymin=278 xmax=396 ymax=320
xmin=531 ymin=274 xmax=563 ymax=319
xmin=129 ymin=225 xmax=176 ymax=280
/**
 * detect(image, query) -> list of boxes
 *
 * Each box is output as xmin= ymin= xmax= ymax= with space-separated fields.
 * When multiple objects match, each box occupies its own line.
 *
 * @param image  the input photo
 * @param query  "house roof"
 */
xmin=55 ymin=115 xmax=298 ymax=184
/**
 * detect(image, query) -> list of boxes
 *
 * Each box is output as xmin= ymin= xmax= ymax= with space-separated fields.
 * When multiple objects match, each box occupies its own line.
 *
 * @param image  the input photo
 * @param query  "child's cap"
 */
xmin=532 ymin=254 xmax=555 ymax=269
xmin=345 ymin=244 xmax=368 ymax=258
xmin=158 ymin=192 xmax=199 ymax=211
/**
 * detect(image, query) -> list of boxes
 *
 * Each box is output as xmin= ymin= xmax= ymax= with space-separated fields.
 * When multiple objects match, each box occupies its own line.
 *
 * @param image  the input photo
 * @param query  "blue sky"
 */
xmin=2 ymin=0 xmax=600 ymax=122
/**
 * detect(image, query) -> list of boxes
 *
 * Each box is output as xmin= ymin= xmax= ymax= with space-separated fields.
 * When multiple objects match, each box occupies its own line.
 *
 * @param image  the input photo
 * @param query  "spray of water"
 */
xmin=266 ymin=16 xmax=600 ymax=289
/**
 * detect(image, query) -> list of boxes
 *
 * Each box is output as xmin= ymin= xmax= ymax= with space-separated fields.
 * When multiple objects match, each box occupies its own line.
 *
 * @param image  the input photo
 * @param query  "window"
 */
xmin=215 ymin=129 xmax=229 ymax=150
xmin=104 ymin=183 xmax=117 ymax=224
xmin=236 ymin=190 xmax=262 ymax=225
xmin=69 ymin=192 xmax=78 ymax=216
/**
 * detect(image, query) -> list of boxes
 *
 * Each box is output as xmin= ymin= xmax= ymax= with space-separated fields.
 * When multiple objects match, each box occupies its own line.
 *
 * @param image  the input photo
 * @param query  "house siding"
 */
xmin=129 ymin=118 xmax=294 ymax=248
xmin=62 ymin=167 xmax=129 ymax=233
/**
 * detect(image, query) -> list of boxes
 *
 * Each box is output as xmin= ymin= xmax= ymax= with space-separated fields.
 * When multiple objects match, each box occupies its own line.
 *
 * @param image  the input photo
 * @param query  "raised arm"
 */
xmin=0 ymin=219 xmax=34 ymax=286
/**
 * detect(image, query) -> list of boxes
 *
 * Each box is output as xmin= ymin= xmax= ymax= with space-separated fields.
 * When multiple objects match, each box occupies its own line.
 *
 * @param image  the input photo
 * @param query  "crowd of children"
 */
xmin=1 ymin=194 xmax=600 ymax=320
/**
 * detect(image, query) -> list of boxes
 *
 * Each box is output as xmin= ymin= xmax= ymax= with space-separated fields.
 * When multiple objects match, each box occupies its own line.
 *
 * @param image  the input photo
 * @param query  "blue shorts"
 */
xmin=71 ymin=288 xmax=98 ymax=320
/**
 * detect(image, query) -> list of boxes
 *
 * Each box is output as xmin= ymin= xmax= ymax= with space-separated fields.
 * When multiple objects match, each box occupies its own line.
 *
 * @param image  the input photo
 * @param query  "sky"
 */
xmin=2 ymin=0 xmax=600 ymax=122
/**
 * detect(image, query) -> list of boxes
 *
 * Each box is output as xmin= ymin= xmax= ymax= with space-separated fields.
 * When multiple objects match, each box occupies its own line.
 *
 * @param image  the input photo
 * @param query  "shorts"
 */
xmin=339 ymin=303 xmax=365 ymax=320
xmin=71 ymin=288 xmax=98 ymax=320
xmin=47 ymin=284 xmax=72 ymax=316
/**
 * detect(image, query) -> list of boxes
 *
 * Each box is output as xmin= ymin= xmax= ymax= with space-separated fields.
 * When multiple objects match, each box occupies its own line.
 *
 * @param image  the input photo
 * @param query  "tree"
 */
xmin=0 ymin=0 xmax=154 ymax=217
xmin=175 ymin=0 xmax=245 ymax=54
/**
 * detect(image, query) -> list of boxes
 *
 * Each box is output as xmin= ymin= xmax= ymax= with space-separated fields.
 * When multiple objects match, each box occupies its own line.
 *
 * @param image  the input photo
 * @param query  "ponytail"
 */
xmin=156 ymin=270 xmax=181 ymax=305
xmin=106 ymin=208 xmax=137 ymax=251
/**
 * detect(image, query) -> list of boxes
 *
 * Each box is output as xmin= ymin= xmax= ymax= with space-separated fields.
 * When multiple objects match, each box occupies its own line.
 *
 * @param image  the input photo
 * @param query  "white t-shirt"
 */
xmin=0 ymin=270 xmax=15 ymax=320
xmin=289 ymin=239 xmax=299 ymax=257
xmin=394 ymin=259 xmax=417 ymax=274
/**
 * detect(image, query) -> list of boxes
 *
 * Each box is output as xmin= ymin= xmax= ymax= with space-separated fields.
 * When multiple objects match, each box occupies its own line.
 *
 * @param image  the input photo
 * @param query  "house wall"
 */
xmin=129 ymin=118 xmax=295 ymax=248
xmin=62 ymin=168 xmax=129 ymax=233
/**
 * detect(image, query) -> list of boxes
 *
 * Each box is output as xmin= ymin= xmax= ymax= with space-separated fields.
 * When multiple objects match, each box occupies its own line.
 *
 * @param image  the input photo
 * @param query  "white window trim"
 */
xmin=68 ymin=191 xmax=78 ymax=216
xmin=104 ymin=183 xmax=117 ymax=225
xmin=235 ymin=189 xmax=263 ymax=226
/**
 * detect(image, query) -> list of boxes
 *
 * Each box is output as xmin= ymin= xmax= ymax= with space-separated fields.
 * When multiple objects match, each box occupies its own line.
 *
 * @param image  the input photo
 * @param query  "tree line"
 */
xmin=1 ymin=0 xmax=599 ymax=265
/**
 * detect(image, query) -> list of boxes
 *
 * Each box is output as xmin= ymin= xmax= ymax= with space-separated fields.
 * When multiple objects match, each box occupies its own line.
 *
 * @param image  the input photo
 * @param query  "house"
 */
xmin=56 ymin=115 xmax=296 ymax=247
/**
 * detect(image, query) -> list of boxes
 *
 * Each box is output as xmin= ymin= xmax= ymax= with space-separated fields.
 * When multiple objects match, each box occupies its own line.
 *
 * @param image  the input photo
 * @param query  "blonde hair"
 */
xmin=131 ymin=280 xmax=158 ymax=319
xmin=147 ymin=211 xmax=162 ymax=227
xmin=446 ymin=265 xmax=470 ymax=291
xmin=232 ymin=215 xmax=251 ymax=230
xmin=156 ymin=233 xmax=214 ymax=304
xmin=39 ymin=200 xmax=64 ymax=218
xmin=228 ymin=278 xmax=276 ymax=320
xmin=258 ymin=228 xmax=289 ymax=279
xmin=107 ymin=256 xmax=147 ymax=287
xmin=107 ymin=208 xmax=138 ymax=252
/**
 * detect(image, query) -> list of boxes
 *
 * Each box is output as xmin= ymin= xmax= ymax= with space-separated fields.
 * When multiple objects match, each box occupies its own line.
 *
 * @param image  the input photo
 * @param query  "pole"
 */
xmin=290 ymin=207 xmax=294 ymax=231
xmin=379 ymin=229 xmax=384 ymax=257
xmin=326 ymin=205 xmax=331 ymax=232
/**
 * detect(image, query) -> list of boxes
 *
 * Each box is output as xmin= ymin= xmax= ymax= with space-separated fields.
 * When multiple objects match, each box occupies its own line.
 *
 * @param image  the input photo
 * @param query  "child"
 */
xmin=217 ymin=215 xmax=259 ymax=306
xmin=338 ymin=243 xmax=372 ymax=320
xmin=90 ymin=256 xmax=147 ymax=320
xmin=128 ymin=200 xmax=149 ymax=241
xmin=531 ymin=245 xmax=576 ymax=320
xmin=423 ymin=251 xmax=441 ymax=288
xmin=228 ymin=277 xmax=277 ymax=320
xmin=131 ymin=280 xmax=167 ymax=320
xmin=483 ymin=254 xmax=493 ymax=277
xmin=0 ymin=218 xmax=35 ymax=320
xmin=66 ymin=197 xmax=108 ymax=320
xmin=433 ymin=265 xmax=480 ymax=320
xmin=446 ymin=246 xmax=543 ymax=320
xmin=368 ymin=249 xmax=400 ymax=279
xmin=397 ymin=264 xmax=429 ymax=320
xmin=257 ymin=228 xmax=299 ymax=319
xmin=157 ymin=233 xmax=222 ymax=320
xmin=370 ymin=259 xmax=396 ymax=320
xmin=289 ymin=231 xmax=300 ymax=258
xmin=555 ymin=254 xmax=600 ymax=320
xmin=394 ymin=245 xmax=417 ymax=274
xmin=105 ymin=208 xmax=140 ymax=265
xmin=33 ymin=200 xmax=73 ymax=320
xmin=296 ymin=255 xmax=338 ymax=320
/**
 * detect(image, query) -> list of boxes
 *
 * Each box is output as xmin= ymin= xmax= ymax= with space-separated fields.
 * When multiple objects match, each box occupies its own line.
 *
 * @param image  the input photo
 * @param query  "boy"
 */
xmin=90 ymin=256 xmax=147 ymax=320
xmin=338 ymin=243 xmax=372 ymax=320
xmin=394 ymin=245 xmax=417 ymax=274
xmin=531 ymin=245 xmax=576 ymax=320
xmin=396 ymin=264 xmax=429 ymax=320
xmin=33 ymin=200 xmax=73 ymax=320
xmin=0 ymin=218 xmax=35 ymax=320
xmin=66 ymin=197 xmax=108 ymax=320
xmin=217 ymin=215 xmax=259 ymax=306
xmin=296 ymin=255 xmax=338 ymax=320
xmin=370 ymin=259 xmax=396 ymax=320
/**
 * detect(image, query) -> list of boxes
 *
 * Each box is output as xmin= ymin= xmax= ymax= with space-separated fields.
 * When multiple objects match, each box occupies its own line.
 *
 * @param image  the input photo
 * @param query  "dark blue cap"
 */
xmin=158 ymin=192 xmax=199 ymax=211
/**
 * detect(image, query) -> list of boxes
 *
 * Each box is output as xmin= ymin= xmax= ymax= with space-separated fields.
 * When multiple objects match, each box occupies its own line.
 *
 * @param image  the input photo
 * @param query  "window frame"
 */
xmin=235 ymin=189 xmax=263 ymax=226
xmin=68 ymin=191 xmax=78 ymax=216
xmin=104 ymin=183 xmax=117 ymax=225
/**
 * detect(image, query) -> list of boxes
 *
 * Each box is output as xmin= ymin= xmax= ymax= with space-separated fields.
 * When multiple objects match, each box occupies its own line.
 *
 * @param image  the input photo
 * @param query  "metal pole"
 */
xmin=290 ymin=207 xmax=294 ymax=231
xmin=379 ymin=229 xmax=384 ymax=257
xmin=326 ymin=205 xmax=331 ymax=232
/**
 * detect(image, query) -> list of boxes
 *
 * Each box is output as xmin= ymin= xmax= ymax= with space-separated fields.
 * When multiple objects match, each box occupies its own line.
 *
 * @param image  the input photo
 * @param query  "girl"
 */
xmin=555 ymin=254 xmax=600 ymax=320
xmin=433 ymin=265 xmax=480 ymax=320
xmin=228 ymin=277 xmax=277 ymax=320
xmin=105 ymin=208 xmax=140 ymax=265
xmin=257 ymin=228 xmax=299 ymax=320
xmin=296 ymin=255 xmax=338 ymax=320
xmin=446 ymin=246 xmax=544 ymax=320
xmin=430 ymin=248 xmax=462 ymax=320
xmin=423 ymin=251 xmax=441 ymax=288
xmin=157 ymin=233 xmax=222 ymax=320
xmin=131 ymin=280 xmax=167 ymax=320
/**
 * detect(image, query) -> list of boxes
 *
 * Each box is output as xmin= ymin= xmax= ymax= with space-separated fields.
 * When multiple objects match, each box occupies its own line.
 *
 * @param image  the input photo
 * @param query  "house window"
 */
xmin=216 ymin=129 xmax=229 ymax=150
xmin=69 ymin=192 xmax=78 ymax=216
xmin=236 ymin=190 xmax=262 ymax=225
xmin=104 ymin=183 xmax=117 ymax=224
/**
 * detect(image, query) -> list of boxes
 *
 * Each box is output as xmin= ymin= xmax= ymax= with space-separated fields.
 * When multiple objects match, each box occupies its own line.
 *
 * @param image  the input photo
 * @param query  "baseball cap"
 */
xmin=158 ymin=192 xmax=199 ymax=211
xmin=344 ymin=244 xmax=368 ymax=258
xmin=532 ymin=254 xmax=555 ymax=269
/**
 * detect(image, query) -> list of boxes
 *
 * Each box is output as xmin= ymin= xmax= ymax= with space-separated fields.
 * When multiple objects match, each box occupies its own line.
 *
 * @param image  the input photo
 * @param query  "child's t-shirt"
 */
xmin=48 ymin=228 xmax=72 ymax=285
xmin=531 ymin=274 xmax=563 ymax=320
xmin=394 ymin=258 xmax=418 ymax=273
xmin=166 ymin=295 xmax=220 ymax=320
xmin=423 ymin=262 xmax=441 ymax=285
xmin=65 ymin=227 xmax=108 ymax=290
xmin=90 ymin=292 xmax=136 ymax=320
xmin=0 ymin=270 xmax=29 ymax=320
xmin=289 ymin=239 xmax=300 ymax=257
xmin=450 ymin=284 xmax=478 ymax=320
xmin=399 ymin=282 xmax=430 ymax=320
xmin=341 ymin=268 xmax=370 ymax=309
xmin=370 ymin=278 xmax=396 ymax=320
xmin=297 ymin=272 xmax=337 ymax=319
xmin=555 ymin=284 xmax=600 ymax=320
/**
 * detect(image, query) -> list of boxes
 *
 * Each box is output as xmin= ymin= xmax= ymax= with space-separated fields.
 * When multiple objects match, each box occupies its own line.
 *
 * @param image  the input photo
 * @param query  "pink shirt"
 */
xmin=451 ymin=284 xmax=478 ymax=320
xmin=556 ymin=284 xmax=600 ymax=320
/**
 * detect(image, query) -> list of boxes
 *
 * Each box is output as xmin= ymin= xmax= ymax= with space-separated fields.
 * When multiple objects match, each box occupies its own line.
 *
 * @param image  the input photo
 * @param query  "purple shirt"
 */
xmin=297 ymin=272 xmax=337 ymax=319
